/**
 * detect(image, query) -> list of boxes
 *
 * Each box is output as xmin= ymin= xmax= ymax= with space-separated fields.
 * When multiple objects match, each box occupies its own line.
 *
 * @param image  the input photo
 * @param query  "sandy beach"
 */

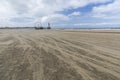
xmin=0 ymin=29 xmax=120 ymax=80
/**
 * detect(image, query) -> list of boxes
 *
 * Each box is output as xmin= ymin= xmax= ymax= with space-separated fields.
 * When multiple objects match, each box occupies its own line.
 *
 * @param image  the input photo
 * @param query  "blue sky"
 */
xmin=59 ymin=0 xmax=114 ymax=15
xmin=0 ymin=0 xmax=120 ymax=28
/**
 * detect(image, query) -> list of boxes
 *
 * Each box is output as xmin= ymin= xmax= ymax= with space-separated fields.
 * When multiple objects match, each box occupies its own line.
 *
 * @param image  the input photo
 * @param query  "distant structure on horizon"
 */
xmin=35 ymin=22 xmax=51 ymax=30
xmin=47 ymin=23 xmax=51 ymax=29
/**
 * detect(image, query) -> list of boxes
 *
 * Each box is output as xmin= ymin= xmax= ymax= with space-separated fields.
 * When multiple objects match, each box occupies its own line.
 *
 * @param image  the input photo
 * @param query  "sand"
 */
xmin=0 ymin=29 xmax=120 ymax=80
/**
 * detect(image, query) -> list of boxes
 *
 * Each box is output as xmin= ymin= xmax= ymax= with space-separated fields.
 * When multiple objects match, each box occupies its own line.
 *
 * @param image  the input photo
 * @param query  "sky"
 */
xmin=0 ymin=0 xmax=120 ymax=28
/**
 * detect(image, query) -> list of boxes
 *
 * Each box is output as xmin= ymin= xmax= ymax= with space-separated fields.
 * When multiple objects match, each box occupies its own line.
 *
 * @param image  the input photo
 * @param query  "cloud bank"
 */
xmin=0 ymin=0 xmax=119 ymax=27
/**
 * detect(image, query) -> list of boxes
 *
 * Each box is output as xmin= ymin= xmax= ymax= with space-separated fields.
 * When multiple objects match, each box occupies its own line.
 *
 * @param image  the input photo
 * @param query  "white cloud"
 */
xmin=74 ymin=22 xmax=120 ymax=26
xmin=0 ymin=0 xmax=16 ymax=18
xmin=92 ymin=0 xmax=120 ymax=18
xmin=69 ymin=12 xmax=81 ymax=16
xmin=0 ymin=0 xmax=116 ymax=27
xmin=41 ymin=14 xmax=69 ymax=23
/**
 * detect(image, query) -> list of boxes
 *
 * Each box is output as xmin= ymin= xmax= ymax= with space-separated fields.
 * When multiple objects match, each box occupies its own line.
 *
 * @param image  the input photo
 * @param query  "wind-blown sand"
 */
xmin=0 ymin=29 xmax=120 ymax=80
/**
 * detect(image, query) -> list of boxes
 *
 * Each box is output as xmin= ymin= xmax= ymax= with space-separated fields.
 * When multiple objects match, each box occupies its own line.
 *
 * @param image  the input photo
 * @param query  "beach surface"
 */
xmin=0 ymin=29 xmax=120 ymax=80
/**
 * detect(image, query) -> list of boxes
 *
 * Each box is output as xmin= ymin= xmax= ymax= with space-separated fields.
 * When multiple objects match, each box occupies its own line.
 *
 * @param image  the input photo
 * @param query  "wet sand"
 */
xmin=0 ymin=29 xmax=120 ymax=80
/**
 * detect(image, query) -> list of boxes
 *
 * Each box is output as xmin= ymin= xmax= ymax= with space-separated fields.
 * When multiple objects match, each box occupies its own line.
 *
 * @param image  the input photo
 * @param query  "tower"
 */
xmin=47 ymin=23 xmax=51 ymax=29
